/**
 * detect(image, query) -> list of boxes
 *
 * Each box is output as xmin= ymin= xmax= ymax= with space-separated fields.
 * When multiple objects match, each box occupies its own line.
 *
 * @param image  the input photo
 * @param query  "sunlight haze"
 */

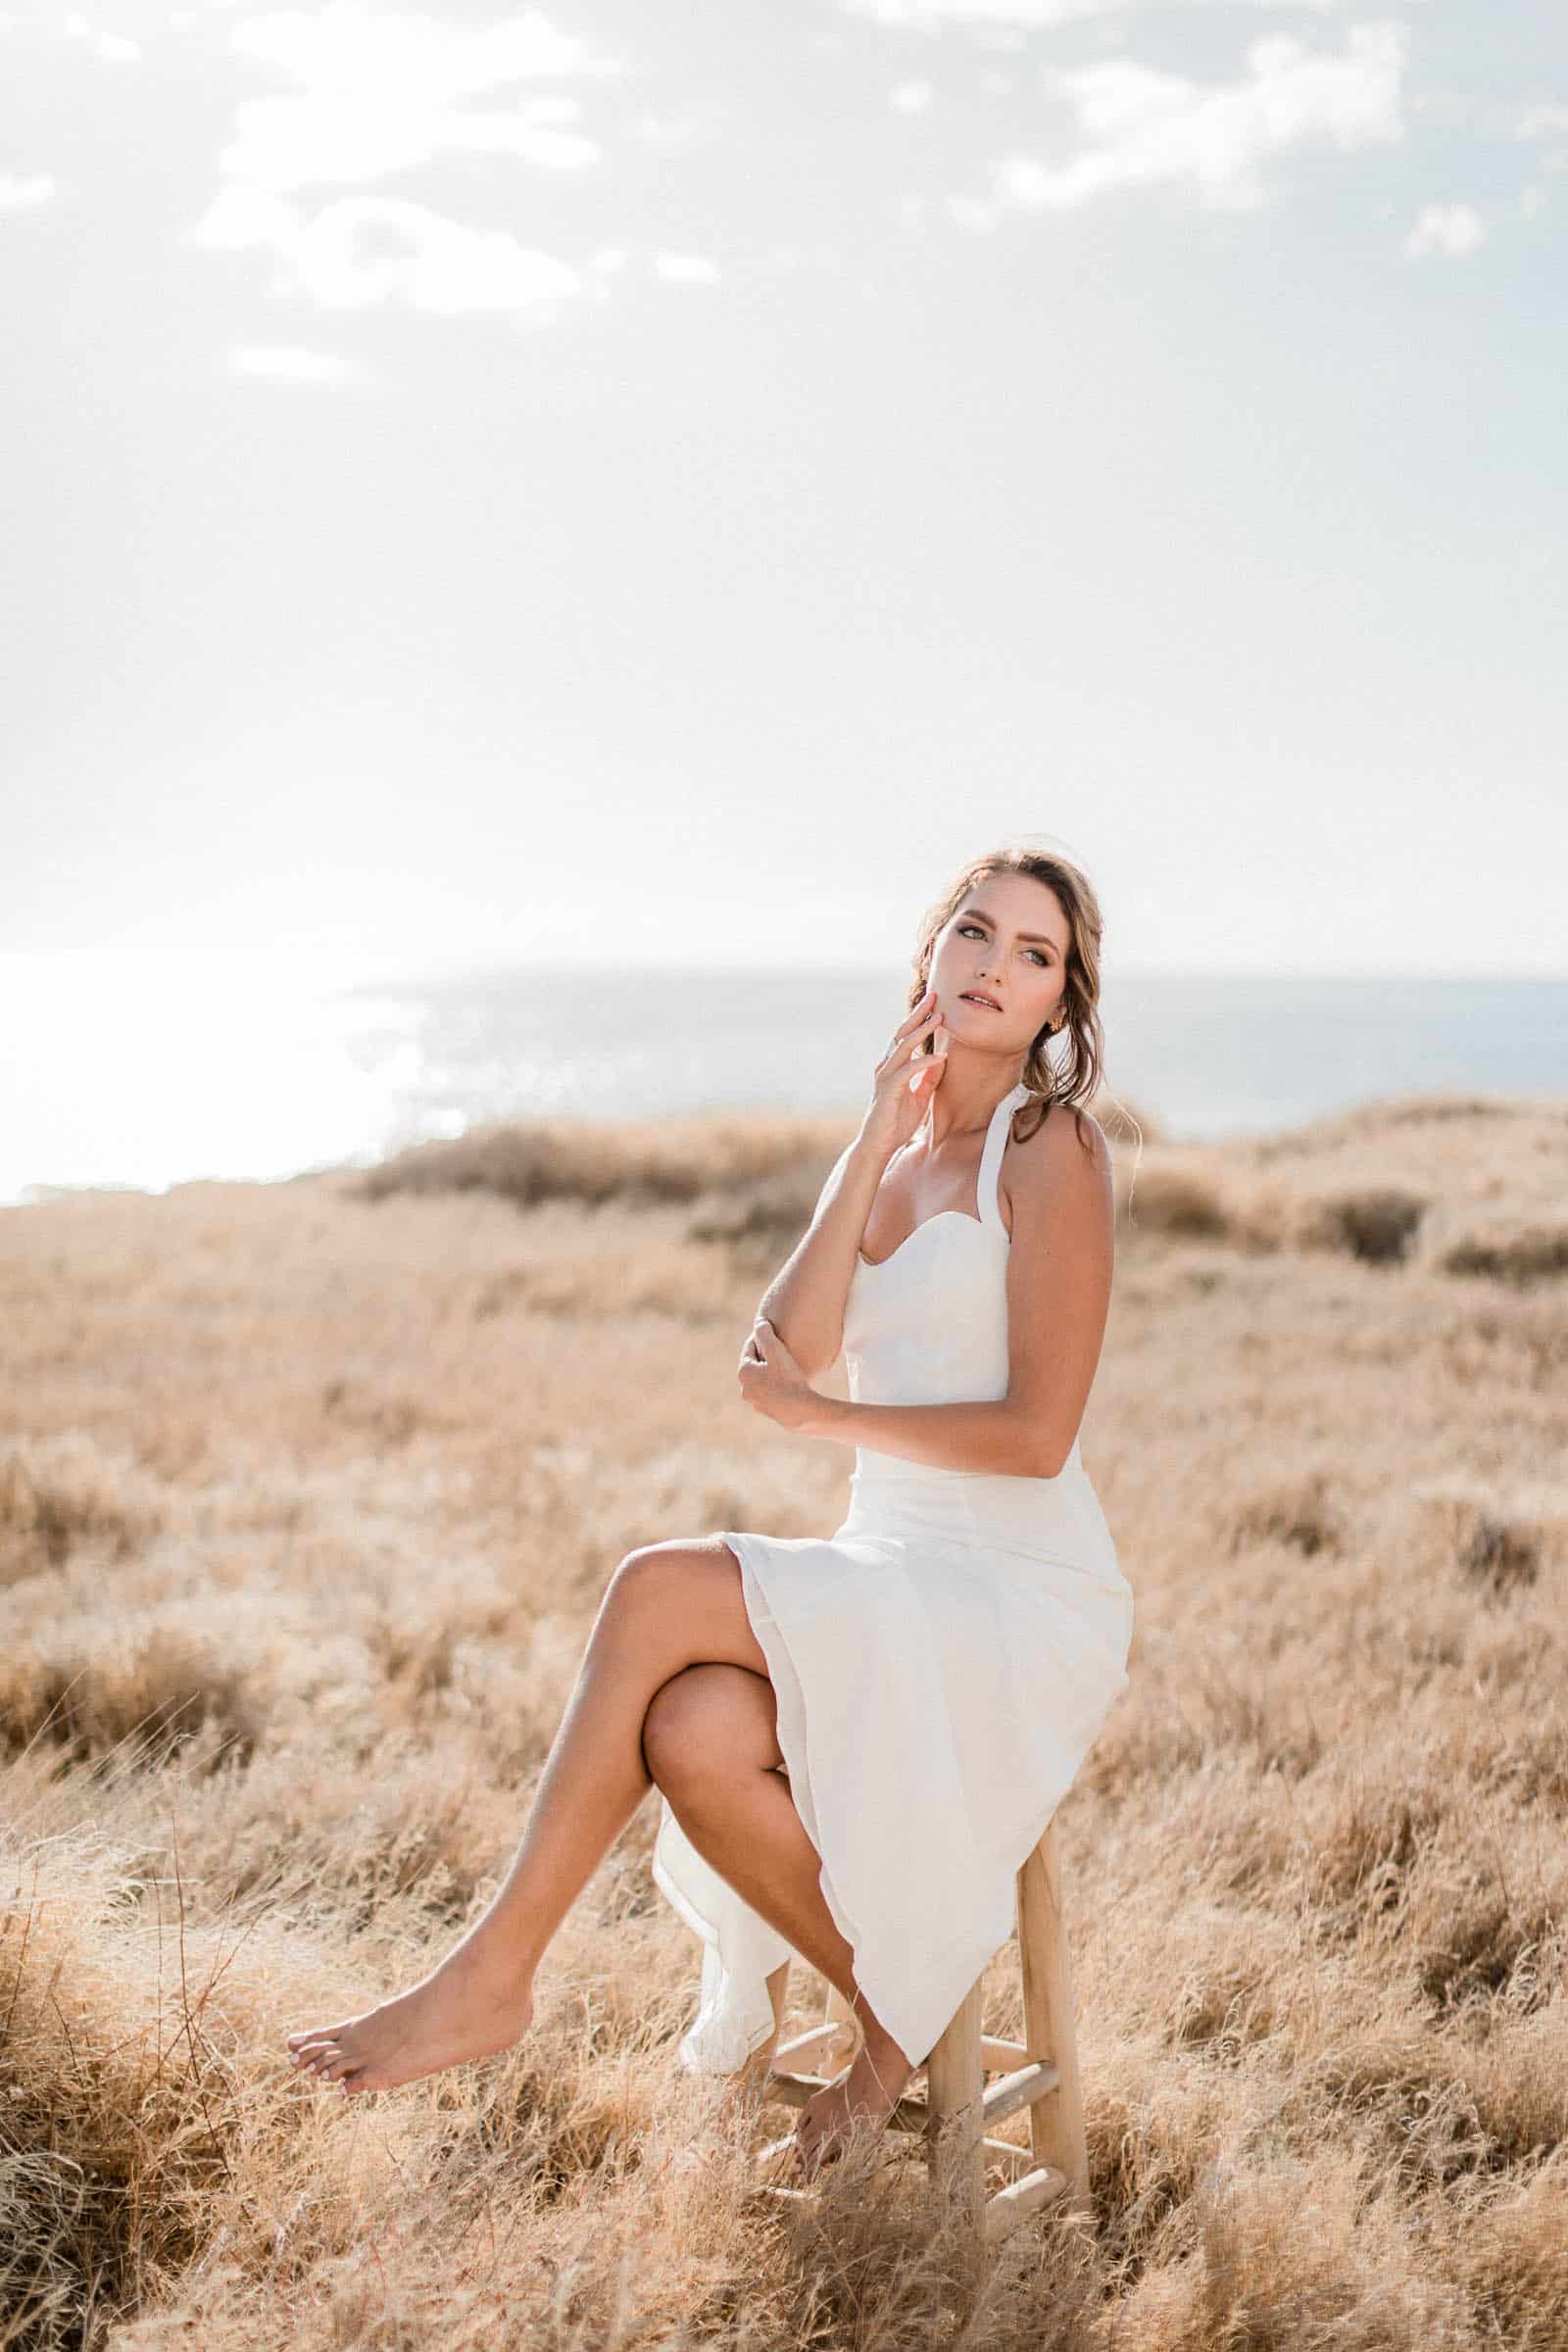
xmin=3 ymin=0 xmax=1564 ymax=987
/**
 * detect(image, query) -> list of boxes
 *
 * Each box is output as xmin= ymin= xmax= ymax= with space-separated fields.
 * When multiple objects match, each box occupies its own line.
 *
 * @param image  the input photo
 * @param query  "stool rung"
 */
xmin=883 ymin=2058 xmax=1061 ymax=2137
xmin=774 ymin=2022 xmax=857 ymax=2070
xmin=983 ymin=2163 xmax=1070 ymax=2245
xmin=981 ymin=2036 xmax=1029 ymax=2069
xmin=982 ymin=2059 xmax=1061 ymax=2130
xmin=751 ymin=2132 xmax=812 ymax=2201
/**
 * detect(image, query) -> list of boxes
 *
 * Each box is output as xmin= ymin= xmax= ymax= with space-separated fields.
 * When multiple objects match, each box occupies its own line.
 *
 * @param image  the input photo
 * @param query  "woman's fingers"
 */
xmin=908 ymin=1038 xmax=948 ymax=1094
xmin=904 ymin=1010 xmax=943 ymax=1066
xmin=892 ymin=986 xmax=935 ymax=1040
xmin=885 ymin=988 xmax=937 ymax=1054
xmin=738 ymin=1316 xmax=767 ymax=1372
xmin=884 ymin=1005 xmax=942 ymax=1070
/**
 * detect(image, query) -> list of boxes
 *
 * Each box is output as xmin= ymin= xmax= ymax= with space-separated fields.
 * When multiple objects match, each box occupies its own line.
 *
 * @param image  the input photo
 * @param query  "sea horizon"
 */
xmin=4 ymin=957 xmax=1564 ymax=1206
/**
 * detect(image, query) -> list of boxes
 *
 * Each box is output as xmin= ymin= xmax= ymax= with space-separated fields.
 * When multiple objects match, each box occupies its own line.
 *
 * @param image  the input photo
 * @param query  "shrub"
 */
xmin=1434 ymin=1221 xmax=1568 ymax=1288
xmin=1408 ymin=1479 xmax=1545 ymax=1598
xmin=1121 ymin=1166 xmax=1230 ymax=1242
xmin=1232 ymin=1472 xmax=1346 ymax=1559
xmin=1298 ymin=1187 xmax=1427 ymax=1266
xmin=360 ymin=1115 xmax=847 ymax=1217
xmin=0 ymin=1633 xmax=261 ymax=1771
xmin=0 ymin=1435 xmax=168 ymax=1586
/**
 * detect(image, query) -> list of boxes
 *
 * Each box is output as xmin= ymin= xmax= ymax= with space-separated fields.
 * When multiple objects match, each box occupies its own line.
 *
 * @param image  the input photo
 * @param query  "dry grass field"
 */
xmin=3 ymin=1091 xmax=1566 ymax=2350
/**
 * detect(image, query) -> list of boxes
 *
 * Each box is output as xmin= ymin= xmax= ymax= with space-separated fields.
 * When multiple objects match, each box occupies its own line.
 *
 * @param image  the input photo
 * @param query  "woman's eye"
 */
xmin=958 ymin=920 xmax=1048 ymax=966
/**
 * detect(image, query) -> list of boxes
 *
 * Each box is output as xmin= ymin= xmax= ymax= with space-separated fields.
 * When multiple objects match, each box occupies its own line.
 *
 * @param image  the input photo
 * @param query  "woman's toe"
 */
xmin=288 ymin=2023 xmax=346 ymax=2052
xmin=292 ymin=2023 xmax=348 ymax=2060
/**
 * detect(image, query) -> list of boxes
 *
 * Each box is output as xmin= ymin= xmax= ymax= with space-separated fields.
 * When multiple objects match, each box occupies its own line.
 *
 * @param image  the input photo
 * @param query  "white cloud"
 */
xmin=891 ymin=79 xmax=934 ymax=114
xmin=62 ymin=13 xmax=141 ymax=60
xmin=1516 ymin=103 xmax=1568 ymax=141
xmin=228 ymin=343 xmax=368 ymax=382
xmin=1404 ymin=202 xmax=1485 ymax=258
xmin=195 ymin=189 xmax=583 ymax=315
xmin=653 ymin=250 xmax=719 ymax=284
xmin=850 ymin=0 xmax=1118 ymax=23
xmin=219 ymin=6 xmax=606 ymax=191
xmin=0 ymin=173 xmax=55 ymax=208
xmin=223 ymin=87 xmax=596 ymax=188
xmin=230 ymin=4 xmax=597 ymax=104
xmin=636 ymin=107 xmax=721 ymax=152
xmin=958 ymin=23 xmax=1403 ymax=219
xmin=195 ymin=8 xmax=605 ymax=318
xmin=196 ymin=183 xmax=299 ymax=253
xmin=846 ymin=0 xmax=1343 ymax=22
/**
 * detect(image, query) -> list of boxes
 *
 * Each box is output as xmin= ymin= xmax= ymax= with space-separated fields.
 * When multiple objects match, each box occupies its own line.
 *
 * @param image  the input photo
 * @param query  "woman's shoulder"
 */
xmin=1013 ymin=1096 xmax=1111 ymax=1164
xmin=1003 ymin=1098 xmax=1113 ymax=1223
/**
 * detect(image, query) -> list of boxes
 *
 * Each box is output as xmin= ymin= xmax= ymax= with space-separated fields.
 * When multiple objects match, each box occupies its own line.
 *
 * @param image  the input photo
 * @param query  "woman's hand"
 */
xmin=737 ymin=1314 xmax=822 ymax=1435
xmin=860 ymin=986 xmax=949 ymax=1159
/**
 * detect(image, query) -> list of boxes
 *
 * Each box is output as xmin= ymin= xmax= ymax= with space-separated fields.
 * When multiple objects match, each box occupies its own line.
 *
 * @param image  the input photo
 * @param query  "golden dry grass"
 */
xmin=1 ymin=1089 xmax=1565 ymax=2349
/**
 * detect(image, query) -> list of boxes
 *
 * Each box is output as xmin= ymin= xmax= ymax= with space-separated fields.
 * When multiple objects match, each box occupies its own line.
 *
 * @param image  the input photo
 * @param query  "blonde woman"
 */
xmin=287 ymin=846 xmax=1135 ymax=2183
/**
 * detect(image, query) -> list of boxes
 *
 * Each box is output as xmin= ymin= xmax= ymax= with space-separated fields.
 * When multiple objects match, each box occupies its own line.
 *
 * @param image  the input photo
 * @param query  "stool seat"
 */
xmin=750 ymin=1813 xmax=1089 ymax=2247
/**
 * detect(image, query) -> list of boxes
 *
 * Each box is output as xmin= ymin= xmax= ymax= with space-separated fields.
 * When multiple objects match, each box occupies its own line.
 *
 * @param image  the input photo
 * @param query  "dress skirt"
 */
xmin=651 ymin=1450 xmax=1136 ymax=2077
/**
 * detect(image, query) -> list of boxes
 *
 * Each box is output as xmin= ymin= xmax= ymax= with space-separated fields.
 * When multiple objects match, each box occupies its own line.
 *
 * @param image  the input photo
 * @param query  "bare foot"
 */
xmin=791 ymin=2027 xmax=913 ymax=2180
xmin=286 ymin=1945 xmax=534 ymax=2096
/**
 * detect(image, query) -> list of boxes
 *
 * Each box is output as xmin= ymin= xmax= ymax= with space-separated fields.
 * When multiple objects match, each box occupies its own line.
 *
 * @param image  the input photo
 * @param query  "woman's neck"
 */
xmin=922 ymin=1062 xmax=1023 ymax=1151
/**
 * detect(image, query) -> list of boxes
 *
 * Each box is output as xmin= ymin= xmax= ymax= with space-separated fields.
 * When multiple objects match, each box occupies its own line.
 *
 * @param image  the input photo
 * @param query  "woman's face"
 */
xmin=929 ymin=873 xmax=1070 ymax=1055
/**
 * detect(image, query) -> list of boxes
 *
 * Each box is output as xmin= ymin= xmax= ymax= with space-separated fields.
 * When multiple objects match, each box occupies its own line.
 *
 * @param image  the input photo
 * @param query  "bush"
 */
xmin=1408 ymin=1479 xmax=1545 ymax=1598
xmin=1121 ymin=1166 xmax=1230 ymax=1241
xmin=1298 ymin=1187 xmax=1427 ymax=1266
xmin=1232 ymin=1472 xmax=1346 ymax=1559
xmin=0 ymin=1435 xmax=169 ymax=1586
xmin=1433 ymin=1221 xmax=1568 ymax=1288
xmin=0 ymin=1633 xmax=261 ymax=1771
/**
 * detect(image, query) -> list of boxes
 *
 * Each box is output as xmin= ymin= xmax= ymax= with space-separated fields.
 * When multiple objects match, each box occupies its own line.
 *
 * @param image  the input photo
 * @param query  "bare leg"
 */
xmin=643 ymin=1662 xmax=916 ymax=2176
xmin=285 ymin=1538 xmax=777 ymax=2094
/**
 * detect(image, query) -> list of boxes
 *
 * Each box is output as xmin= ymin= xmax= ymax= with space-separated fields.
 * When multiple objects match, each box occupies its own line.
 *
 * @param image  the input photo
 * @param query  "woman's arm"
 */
xmin=750 ymin=990 xmax=948 ymax=1381
xmin=802 ymin=1394 xmax=1048 ymax=1475
xmin=790 ymin=1108 xmax=1115 ymax=1477
xmin=754 ymin=1125 xmax=895 ymax=1381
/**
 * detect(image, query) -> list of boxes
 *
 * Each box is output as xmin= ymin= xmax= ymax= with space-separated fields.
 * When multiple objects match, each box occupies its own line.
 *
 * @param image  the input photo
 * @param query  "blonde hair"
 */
xmin=907 ymin=843 xmax=1108 ymax=1152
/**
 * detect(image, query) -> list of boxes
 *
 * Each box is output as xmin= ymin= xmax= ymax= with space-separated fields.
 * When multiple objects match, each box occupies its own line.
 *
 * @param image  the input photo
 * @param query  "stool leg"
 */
xmin=922 ymin=1978 xmax=985 ymax=2229
xmin=1016 ymin=1815 xmax=1090 ymax=2210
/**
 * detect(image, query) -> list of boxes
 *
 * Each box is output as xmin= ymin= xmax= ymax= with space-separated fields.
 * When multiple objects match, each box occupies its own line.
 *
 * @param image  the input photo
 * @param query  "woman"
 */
xmin=287 ymin=845 xmax=1135 ymax=2183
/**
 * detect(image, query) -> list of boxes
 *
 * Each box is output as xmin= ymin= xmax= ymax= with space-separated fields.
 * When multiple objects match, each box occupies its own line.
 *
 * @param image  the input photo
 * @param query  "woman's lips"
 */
xmin=959 ymin=993 xmax=1004 ymax=1012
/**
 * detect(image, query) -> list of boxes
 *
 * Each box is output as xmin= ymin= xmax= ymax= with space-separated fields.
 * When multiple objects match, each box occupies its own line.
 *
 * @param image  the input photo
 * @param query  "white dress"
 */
xmin=652 ymin=1079 xmax=1136 ymax=2075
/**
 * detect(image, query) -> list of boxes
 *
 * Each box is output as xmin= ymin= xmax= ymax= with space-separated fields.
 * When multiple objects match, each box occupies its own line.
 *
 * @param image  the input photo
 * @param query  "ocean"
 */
xmin=4 ymin=960 xmax=1563 ymax=1204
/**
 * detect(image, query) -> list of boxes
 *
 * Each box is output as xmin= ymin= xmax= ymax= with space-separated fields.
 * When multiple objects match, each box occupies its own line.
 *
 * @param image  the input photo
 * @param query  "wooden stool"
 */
xmin=753 ymin=1815 xmax=1089 ymax=2246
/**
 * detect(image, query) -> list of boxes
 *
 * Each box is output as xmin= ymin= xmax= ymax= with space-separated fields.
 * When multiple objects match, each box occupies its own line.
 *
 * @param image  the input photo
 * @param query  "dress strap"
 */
xmin=978 ymin=1081 xmax=1031 ymax=1236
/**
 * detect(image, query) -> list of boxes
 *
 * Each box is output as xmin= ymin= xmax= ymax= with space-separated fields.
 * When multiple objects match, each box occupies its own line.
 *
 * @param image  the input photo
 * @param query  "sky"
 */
xmin=3 ymin=0 xmax=1566 ymax=988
